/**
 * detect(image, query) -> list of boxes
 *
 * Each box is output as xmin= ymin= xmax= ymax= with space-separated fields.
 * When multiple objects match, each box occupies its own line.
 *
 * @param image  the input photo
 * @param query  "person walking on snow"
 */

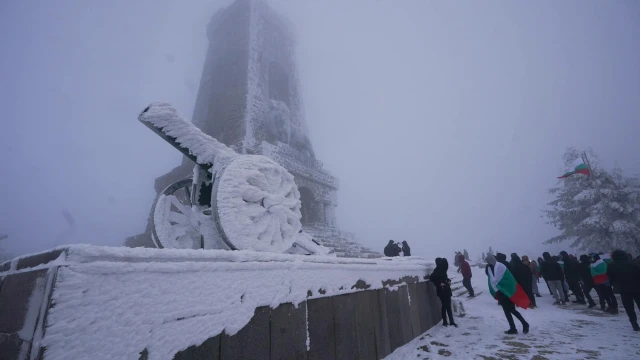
xmin=486 ymin=254 xmax=530 ymax=334
xmin=523 ymin=256 xmax=542 ymax=298
xmin=560 ymin=251 xmax=587 ymax=304
xmin=607 ymin=250 xmax=640 ymax=331
xmin=510 ymin=253 xmax=536 ymax=308
xmin=590 ymin=253 xmax=619 ymax=314
xmin=538 ymin=257 xmax=553 ymax=295
xmin=459 ymin=254 xmax=475 ymax=297
xmin=577 ymin=255 xmax=598 ymax=308
xmin=429 ymin=258 xmax=457 ymax=327
xmin=401 ymin=241 xmax=411 ymax=257
xmin=555 ymin=255 xmax=571 ymax=302
xmin=541 ymin=252 xmax=566 ymax=305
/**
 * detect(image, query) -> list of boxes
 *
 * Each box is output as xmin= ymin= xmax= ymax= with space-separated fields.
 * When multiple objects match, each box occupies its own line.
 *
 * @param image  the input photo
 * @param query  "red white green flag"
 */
xmin=487 ymin=262 xmax=531 ymax=309
xmin=558 ymin=158 xmax=591 ymax=179
xmin=590 ymin=259 xmax=609 ymax=285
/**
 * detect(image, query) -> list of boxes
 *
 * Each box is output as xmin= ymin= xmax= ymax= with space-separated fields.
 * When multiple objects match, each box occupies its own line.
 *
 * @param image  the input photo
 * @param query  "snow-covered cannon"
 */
xmin=139 ymin=102 xmax=327 ymax=255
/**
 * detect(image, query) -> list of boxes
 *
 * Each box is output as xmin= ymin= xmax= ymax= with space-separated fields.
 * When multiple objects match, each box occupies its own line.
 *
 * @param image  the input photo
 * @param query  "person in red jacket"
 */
xmin=459 ymin=255 xmax=475 ymax=297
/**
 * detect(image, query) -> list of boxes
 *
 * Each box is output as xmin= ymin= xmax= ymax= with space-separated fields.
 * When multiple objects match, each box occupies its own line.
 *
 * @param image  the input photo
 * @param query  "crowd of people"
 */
xmin=428 ymin=249 xmax=640 ymax=334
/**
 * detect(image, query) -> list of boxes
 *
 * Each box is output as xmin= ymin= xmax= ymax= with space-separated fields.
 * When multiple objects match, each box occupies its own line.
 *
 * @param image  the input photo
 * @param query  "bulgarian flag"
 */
xmin=487 ymin=262 xmax=530 ymax=309
xmin=558 ymin=158 xmax=591 ymax=179
xmin=590 ymin=259 xmax=609 ymax=285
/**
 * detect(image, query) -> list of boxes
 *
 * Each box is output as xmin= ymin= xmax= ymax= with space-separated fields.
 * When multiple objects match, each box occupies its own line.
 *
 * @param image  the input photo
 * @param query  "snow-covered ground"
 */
xmin=385 ymin=267 xmax=640 ymax=360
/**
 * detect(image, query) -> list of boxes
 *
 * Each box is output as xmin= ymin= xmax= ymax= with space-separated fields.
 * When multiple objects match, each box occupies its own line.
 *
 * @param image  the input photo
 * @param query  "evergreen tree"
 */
xmin=481 ymin=252 xmax=486 ymax=262
xmin=544 ymin=148 xmax=640 ymax=255
xmin=463 ymin=249 xmax=470 ymax=260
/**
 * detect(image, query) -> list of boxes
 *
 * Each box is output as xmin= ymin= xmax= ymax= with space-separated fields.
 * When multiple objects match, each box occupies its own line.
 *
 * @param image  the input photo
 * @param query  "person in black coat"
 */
xmin=541 ymin=252 xmax=566 ymax=305
xmin=510 ymin=253 xmax=536 ymax=308
xmin=538 ymin=257 xmax=553 ymax=295
xmin=496 ymin=253 xmax=511 ymax=271
xmin=401 ymin=241 xmax=411 ymax=256
xmin=560 ymin=251 xmax=586 ymax=304
xmin=607 ymin=249 xmax=640 ymax=331
xmin=384 ymin=240 xmax=401 ymax=257
xmin=429 ymin=258 xmax=457 ymax=327
xmin=578 ymin=255 xmax=598 ymax=308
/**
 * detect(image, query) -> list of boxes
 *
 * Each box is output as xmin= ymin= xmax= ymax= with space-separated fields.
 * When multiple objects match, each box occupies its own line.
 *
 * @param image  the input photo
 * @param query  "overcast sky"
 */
xmin=1 ymin=0 xmax=639 ymax=261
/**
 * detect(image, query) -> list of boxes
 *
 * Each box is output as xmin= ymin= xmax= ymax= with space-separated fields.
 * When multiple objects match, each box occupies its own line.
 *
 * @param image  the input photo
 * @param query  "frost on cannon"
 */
xmin=137 ymin=102 xmax=324 ymax=255
xmin=126 ymin=0 xmax=380 ymax=258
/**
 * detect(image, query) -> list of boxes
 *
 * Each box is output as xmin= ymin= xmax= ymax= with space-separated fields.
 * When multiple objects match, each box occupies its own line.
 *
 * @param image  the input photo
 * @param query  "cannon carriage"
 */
xmin=139 ymin=102 xmax=327 ymax=255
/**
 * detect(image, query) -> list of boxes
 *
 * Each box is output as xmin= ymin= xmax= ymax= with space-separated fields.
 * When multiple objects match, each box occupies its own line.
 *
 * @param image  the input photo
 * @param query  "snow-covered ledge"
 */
xmin=0 ymin=245 xmax=435 ymax=360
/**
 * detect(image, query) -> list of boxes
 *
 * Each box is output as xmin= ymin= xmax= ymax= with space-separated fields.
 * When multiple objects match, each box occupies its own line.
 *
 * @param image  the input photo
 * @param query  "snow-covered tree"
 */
xmin=463 ymin=249 xmax=470 ymax=260
xmin=481 ymin=252 xmax=486 ymax=262
xmin=544 ymin=148 xmax=640 ymax=255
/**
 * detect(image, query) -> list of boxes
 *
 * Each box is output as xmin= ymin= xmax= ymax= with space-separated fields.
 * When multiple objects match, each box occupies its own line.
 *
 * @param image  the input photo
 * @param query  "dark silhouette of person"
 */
xmin=429 ymin=258 xmax=457 ymax=327
xmin=401 ymin=241 xmax=411 ymax=256
xmin=608 ymin=249 xmax=640 ymax=331
xmin=384 ymin=240 xmax=401 ymax=257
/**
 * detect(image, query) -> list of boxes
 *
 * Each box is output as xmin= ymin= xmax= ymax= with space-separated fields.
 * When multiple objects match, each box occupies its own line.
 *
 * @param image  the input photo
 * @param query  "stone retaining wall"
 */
xmin=163 ymin=281 xmax=441 ymax=360
xmin=0 ymin=246 xmax=441 ymax=360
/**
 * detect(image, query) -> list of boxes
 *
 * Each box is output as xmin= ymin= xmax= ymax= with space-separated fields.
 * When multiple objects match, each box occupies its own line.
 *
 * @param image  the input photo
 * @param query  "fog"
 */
xmin=1 ymin=0 xmax=639 ymax=262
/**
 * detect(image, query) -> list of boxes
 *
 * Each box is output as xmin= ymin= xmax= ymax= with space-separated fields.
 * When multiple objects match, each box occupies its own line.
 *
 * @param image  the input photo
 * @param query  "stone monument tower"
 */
xmin=127 ymin=0 xmax=380 ymax=258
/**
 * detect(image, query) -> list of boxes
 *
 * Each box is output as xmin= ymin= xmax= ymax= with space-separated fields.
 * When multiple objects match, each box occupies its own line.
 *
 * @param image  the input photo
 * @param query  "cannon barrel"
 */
xmin=138 ymin=102 xmax=237 ymax=172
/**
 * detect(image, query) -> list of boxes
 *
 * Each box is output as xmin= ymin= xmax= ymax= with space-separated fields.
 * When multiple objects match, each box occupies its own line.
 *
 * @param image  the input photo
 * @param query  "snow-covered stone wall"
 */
xmin=0 ymin=245 xmax=439 ymax=360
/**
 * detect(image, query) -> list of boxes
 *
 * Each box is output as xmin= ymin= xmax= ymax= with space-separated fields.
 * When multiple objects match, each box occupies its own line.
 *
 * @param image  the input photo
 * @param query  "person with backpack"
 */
xmin=429 ymin=258 xmax=457 ymax=327
xmin=607 ymin=250 xmax=640 ymax=331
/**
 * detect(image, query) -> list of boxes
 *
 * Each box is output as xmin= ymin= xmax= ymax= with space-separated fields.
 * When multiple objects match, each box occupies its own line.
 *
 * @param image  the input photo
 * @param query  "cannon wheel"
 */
xmin=151 ymin=178 xmax=206 ymax=249
xmin=212 ymin=155 xmax=303 ymax=253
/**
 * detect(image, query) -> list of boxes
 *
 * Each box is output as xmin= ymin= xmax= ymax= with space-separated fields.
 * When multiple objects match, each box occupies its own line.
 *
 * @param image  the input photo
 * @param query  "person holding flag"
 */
xmin=590 ymin=253 xmax=619 ymax=314
xmin=486 ymin=254 xmax=530 ymax=334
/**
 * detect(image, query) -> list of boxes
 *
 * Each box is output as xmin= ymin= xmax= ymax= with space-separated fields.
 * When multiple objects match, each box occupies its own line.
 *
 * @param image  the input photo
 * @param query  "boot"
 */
xmin=632 ymin=323 xmax=640 ymax=331
xmin=535 ymin=294 xmax=542 ymax=298
xmin=588 ymin=302 xmax=597 ymax=309
xmin=504 ymin=328 xmax=518 ymax=335
xmin=522 ymin=322 xmax=530 ymax=334
xmin=606 ymin=307 xmax=619 ymax=315
xmin=442 ymin=321 xmax=449 ymax=326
